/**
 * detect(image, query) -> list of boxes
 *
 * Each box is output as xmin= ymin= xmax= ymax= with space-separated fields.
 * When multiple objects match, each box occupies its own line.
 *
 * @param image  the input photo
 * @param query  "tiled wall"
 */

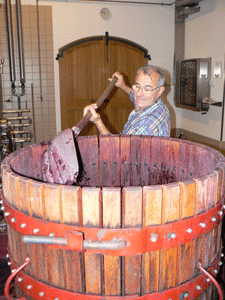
xmin=0 ymin=3 xmax=56 ymax=146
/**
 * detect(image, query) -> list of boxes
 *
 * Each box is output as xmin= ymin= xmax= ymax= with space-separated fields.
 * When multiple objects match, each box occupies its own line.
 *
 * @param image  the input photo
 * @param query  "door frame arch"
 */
xmin=56 ymin=32 xmax=151 ymax=61
xmin=57 ymin=33 xmax=151 ymax=134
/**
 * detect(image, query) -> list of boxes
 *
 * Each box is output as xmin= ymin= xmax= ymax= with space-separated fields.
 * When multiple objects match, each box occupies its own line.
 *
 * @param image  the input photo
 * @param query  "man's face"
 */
xmin=133 ymin=70 xmax=165 ymax=112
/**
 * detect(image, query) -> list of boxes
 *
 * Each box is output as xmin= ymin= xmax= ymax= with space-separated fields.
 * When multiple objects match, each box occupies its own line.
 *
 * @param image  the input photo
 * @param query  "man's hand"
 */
xmin=108 ymin=72 xmax=126 ymax=88
xmin=83 ymin=104 xmax=100 ymax=124
xmin=108 ymin=72 xmax=132 ymax=95
xmin=83 ymin=104 xmax=110 ymax=135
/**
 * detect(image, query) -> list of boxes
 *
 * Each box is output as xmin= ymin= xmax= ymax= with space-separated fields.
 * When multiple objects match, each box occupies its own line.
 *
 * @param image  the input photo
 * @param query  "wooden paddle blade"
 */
xmin=42 ymin=145 xmax=55 ymax=184
xmin=42 ymin=129 xmax=79 ymax=185
xmin=41 ymin=78 xmax=118 ymax=185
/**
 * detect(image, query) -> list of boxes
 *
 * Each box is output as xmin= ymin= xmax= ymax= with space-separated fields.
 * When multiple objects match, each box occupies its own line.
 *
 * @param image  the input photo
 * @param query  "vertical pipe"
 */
xmin=36 ymin=0 xmax=43 ymax=101
xmin=174 ymin=18 xmax=185 ymax=107
xmin=31 ymin=84 xmax=36 ymax=143
xmin=15 ymin=0 xmax=25 ymax=86
xmin=4 ymin=0 xmax=16 ymax=87
xmin=15 ymin=0 xmax=26 ymax=148
xmin=0 ymin=61 xmax=3 ymax=120
xmin=220 ymin=55 xmax=225 ymax=142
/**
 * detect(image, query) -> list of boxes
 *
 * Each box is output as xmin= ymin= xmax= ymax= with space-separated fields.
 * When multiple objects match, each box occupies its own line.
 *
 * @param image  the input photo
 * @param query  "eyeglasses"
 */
xmin=132 ymin=83 xmax=161 ymax=95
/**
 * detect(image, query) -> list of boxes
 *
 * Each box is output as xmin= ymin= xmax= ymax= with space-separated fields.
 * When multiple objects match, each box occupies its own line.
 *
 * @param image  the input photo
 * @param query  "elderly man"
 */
xmin=83 ymin=65 xmax=170 ymax=136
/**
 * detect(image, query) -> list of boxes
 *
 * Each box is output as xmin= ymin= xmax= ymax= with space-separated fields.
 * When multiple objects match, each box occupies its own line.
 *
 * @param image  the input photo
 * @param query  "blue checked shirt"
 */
xmin=121 ymin=91 xmax=170 ymax=136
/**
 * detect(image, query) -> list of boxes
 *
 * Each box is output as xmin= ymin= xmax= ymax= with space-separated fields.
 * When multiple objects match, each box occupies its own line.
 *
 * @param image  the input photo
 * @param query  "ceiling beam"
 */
xmin=176 ymin=6 xmax=200 ymax=18
xmin=175 ymin=0 xmax=205 ymax=8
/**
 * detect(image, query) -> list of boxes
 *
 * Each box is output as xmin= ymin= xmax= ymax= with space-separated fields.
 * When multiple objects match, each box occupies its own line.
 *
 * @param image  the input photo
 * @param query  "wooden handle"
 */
xmin=72 ymin=77 xmax=118 ymax=136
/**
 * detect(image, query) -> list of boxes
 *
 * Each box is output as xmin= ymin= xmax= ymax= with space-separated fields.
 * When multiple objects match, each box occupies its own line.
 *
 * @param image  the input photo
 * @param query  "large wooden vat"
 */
xmin=1 ymin=135 xmax=225 ymax=299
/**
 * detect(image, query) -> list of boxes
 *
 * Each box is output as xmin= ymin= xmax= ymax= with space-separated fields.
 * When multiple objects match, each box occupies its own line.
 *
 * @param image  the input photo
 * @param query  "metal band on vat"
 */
xmin=7 ymin=250 xmax=222 ymax=300
xmin=2 ymin=191 xmax=225 ymax=256
xmin=4 ymin=256 xmax=31 ymax=300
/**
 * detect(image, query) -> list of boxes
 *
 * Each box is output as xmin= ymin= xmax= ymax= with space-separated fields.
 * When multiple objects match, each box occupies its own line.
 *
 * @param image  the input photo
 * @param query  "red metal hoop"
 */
xmin=2 ymin=192 xmax=224 ymax=256
xmin=4 ymin=257 xmax=31 ymax=300
xmin=197 ymin=260 xmax=224 ymax=300
xmin=6 ymin=250 xmax=223 ymax=300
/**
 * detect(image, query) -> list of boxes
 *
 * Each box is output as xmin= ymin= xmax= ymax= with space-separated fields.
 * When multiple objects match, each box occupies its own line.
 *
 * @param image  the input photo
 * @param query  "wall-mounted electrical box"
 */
xmin=176 ymin=58 xmax=211 ymax=112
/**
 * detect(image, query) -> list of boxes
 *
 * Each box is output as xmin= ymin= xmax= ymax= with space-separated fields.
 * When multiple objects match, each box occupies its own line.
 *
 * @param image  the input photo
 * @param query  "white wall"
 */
xmin=182 ymin=0 xmax=225 ymax=141
xmin=19 ymin=0 xmax=176 ymax=133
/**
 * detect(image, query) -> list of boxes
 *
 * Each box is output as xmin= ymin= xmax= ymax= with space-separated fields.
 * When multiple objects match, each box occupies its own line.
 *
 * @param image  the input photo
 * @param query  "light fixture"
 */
xmin=200 ymin=61 xmax=208 ymax=78
xmin=213 ymin=62 xmax=222 ymax=78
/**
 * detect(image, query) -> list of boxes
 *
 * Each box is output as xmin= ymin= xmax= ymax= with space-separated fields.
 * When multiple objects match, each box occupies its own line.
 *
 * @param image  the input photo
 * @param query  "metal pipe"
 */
xmin=1 ymin=137 xmax=33 ymax=143
xmin=23 ymin=235 xmax=127 ymax=250
xmin=4 ymin=0 xmax=16 ymax=86
xmin=2 ymin=109 xmax=30 ymax=114
xmin=31 ymin=84 xmax=37 ymax=143
xmin=78 ymin=0 xmax=174 ymax=4
xmin=11 ymin=131 xmax=33 ymax=144
xmin=13 ymin=138 xmax=32 ymax=143
xmin=84 ymin=239 xmax=126 ymax=250
xmin=220 ymin=53 xmax=225 ymax=142
xmin=197 ymin=261 xmax=224 ymax=300
xmin=0 ymin=120 xmax=7 ymax=128
xmin=5 ymin=116 xmax=32 ymax=127
xmin=23 ymin=235 xmax=67 ymax=246
xmin=4 ymin=257 xmax=31 ymax=300
xmin=11 ymin=130 xmax=33 ymax=136
xmin=15 ymin=0 xmax=25 ymax=85
xmin=36 ymin=0 xmax=43 ymax=101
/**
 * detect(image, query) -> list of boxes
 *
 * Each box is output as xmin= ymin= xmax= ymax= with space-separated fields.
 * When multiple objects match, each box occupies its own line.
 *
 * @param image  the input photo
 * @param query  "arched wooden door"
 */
xmin=58 ymin=33 xmax=150 ymax=136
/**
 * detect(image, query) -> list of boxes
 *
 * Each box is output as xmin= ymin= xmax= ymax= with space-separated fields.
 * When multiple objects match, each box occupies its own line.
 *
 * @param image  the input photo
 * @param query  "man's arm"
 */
xmin=83 ymin=72 xmax=132 ymax=135
xmin=83 ymin=104 xmax=110 ymax=135
xmin=108 ymin=72 xmax=132 ymax=95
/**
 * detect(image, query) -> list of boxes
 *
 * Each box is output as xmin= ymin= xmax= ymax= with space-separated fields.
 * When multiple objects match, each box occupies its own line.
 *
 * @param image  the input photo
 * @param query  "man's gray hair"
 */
xmin=136 ymin=65 xmax=165 ymax=87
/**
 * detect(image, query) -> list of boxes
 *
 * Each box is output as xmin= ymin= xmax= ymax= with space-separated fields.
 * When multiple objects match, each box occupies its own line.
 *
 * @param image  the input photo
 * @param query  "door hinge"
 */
xmin=105 ymin=31 xmax=109 ymax=46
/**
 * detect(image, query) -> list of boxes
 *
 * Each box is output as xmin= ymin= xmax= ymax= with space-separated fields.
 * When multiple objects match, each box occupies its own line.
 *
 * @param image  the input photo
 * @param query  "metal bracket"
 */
xmin=56 ymin=53 xmax=62 ymax=60
xmin=144 ymin=53 xmax=151 ymax=60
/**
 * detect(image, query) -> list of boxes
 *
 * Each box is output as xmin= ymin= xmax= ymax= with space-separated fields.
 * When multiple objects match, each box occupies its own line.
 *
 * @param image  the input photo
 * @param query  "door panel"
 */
xmin=59 ymin=38 xmax=105 ymax=136
xmin=105 ymin=39 xmax=148 ymax=133
xmin=59 ymin=34 xmax=149 ymax=136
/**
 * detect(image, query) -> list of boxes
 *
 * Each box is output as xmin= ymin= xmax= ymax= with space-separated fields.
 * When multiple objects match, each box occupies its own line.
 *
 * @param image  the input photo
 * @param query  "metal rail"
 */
xmin=23 ymin=234 xmax=127 ymax=250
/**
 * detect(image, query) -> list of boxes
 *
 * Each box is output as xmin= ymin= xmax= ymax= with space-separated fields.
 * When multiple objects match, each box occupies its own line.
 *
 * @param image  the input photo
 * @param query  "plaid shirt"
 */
xmin=121 ymin=91 xmax=170 ymax=136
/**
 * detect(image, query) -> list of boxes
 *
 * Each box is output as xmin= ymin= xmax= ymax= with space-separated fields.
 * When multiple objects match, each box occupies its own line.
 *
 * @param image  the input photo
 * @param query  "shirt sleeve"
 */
xmin=129 ymin=90 xmax=135 ymax=105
